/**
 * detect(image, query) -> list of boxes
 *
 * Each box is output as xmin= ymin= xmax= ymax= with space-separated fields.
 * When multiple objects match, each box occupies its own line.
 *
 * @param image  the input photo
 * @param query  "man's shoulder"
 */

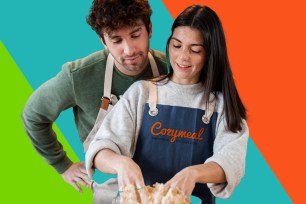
xmin=65 ymin=49 xmax=108 ymax=73
xmin=150 ymin=49 xmax=167 ymax=74
xmin=150 ymin=49 xmax=166 ymax=62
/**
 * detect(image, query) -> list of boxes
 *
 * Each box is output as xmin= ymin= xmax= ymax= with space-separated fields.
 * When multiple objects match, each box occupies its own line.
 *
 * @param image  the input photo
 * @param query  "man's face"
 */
xmin=101 ymin=20 xmax=152 ymax=76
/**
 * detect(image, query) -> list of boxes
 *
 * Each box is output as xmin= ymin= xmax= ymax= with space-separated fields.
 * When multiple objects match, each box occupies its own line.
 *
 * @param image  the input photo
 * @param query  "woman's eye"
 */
xmin=191 ymin=50 xmax=201 ymax=53
xmin=173 ymin=44 xmax=181 ymax=48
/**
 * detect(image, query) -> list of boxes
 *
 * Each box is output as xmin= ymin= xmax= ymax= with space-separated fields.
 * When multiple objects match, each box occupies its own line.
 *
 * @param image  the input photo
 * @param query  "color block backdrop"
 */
xmin=0 ymin=0 xmax=304 ymax=203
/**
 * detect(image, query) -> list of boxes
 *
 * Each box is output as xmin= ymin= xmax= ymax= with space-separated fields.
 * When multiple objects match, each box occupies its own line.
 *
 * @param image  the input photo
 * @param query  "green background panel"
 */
xmin=0 ymin=41 xmax=92 ymax=203
xmin=0 ymin=0 xmax=293 ymax=203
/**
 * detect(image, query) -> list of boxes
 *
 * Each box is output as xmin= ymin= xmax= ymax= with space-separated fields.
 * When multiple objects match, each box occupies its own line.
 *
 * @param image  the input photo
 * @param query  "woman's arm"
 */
xmin=205 ymin=118 xmax=249 ymax=198
xmin=165 ymin=162 xmax=226 ymax=195
xmin=94 ymin=149 xmax=145 ymax=188
xmin=85 ymin=81 xmax=149 ymax=186
xmin=166 ymin=117 xmax=248 ymax=198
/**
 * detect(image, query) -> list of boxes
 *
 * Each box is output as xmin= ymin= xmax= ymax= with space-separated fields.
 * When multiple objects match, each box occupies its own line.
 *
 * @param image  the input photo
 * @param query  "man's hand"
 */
xmin=61 ymin=162 xmax=92 ymax=193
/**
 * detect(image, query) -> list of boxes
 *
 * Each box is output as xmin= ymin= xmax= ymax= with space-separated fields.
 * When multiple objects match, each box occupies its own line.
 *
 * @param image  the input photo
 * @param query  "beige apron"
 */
xmin=83 ymin=53 xmax=160 ymax=151
xmin=83 ymin=53 xmax=160 ymax=203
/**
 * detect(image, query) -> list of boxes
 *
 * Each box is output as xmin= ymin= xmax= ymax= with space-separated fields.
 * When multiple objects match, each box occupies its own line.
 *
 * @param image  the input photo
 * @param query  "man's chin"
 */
xmin=124 ymin=65 xmax=141 ymax=72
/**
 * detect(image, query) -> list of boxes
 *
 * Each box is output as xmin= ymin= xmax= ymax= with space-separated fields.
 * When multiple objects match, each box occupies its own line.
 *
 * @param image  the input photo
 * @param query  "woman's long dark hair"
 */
xmin=166 ymin=5 xmax=246 ymax=132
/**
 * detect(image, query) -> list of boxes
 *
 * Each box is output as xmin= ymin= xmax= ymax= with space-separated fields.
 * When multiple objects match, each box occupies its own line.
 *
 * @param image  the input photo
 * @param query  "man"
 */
xmin=21 ymin=0 xmax=167 ymax=198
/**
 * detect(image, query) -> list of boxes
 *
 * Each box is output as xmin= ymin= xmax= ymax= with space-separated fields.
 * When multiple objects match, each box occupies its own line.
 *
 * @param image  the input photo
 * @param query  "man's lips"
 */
xmin=123 ymin=55 xmax=140 ymax=64
xmin=124 ymin=55 xmax=139 ymax=61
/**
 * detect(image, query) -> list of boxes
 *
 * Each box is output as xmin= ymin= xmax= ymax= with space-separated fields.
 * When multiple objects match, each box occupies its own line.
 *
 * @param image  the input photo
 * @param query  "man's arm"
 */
xmin=21 ymin=64 xmax=91 ymax=192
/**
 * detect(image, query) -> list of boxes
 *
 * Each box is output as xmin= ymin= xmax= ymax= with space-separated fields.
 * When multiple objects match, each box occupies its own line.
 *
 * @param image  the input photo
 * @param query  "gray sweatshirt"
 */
xmin=86 ymin=79 xmax=249 ymax=199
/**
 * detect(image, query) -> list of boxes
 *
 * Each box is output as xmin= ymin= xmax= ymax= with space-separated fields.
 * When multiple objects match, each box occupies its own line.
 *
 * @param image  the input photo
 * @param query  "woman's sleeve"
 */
xmin=85 ymin=83 xmax=142 ymax=178
xmin=205 ymin=115 xmax=249 ymax=198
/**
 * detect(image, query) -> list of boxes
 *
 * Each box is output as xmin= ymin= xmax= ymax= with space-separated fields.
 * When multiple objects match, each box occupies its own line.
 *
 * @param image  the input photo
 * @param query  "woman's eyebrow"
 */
xmin=171 ymin=37 xmax=204 ymax=47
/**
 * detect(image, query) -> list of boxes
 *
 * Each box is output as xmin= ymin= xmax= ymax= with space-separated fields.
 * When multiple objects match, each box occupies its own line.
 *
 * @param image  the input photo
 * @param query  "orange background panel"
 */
xmin=163 ymin=0 xmax=306 ymax=203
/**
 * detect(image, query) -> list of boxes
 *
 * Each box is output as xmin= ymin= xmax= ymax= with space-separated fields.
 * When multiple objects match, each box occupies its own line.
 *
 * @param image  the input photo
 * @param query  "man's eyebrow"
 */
xmin=107 ymin=33 xmax=120 ymax=39
xmin=106 ymin=26 xmax=142 ymax=39
xmin=130 ymin=26 xmax=142 ymax=35
xmin=171 ymin=37 xmax=204 ymax=47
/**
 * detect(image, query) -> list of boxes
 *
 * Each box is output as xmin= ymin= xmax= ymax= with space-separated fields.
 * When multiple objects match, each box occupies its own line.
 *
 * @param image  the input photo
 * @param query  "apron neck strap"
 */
xmin=202 ymin=93 xmax=216 ymax=124
xmin=148 ymin=82 xmax=158 ymax=116
xmin=148 ymin=52 xmax=160 ymax=77
xmin=148 ymin=81 xmax=216 ymax=123
xmin=101 ymin=52 xmax=159 ymax=110
xmin=101 ymin=54 xmax=115 ymax=110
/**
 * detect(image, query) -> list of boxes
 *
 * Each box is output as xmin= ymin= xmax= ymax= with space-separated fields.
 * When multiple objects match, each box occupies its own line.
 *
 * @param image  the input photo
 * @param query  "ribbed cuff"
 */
xmin=205 ymin=153 xmax=236 ymax=199
xmin=52 ymin=156 xmax=74 ymax=174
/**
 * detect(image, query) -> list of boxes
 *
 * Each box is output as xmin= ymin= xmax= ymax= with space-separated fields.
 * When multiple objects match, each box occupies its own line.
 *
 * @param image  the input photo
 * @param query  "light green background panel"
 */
xmin=0 ymin=0 xmax=292 ymax=203
xmin=0 ymin=41 xmax=92 ymax=203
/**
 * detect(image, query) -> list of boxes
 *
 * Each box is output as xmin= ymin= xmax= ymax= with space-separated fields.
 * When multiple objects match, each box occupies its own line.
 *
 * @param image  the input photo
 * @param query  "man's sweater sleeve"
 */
xmin=21 ymin=63 xmax=76 ymax=174
xmin=205 ymin=114 xmax=249 ymax=198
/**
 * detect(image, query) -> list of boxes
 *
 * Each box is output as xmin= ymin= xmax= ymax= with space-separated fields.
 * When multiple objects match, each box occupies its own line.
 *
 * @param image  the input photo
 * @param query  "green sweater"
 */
xmin=21 ymin=49 xmax=167 ymax=174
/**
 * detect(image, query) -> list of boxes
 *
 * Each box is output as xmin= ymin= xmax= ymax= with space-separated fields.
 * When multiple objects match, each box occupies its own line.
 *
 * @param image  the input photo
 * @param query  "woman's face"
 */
xmin=169 ymin=26 xmax=205 ymax=85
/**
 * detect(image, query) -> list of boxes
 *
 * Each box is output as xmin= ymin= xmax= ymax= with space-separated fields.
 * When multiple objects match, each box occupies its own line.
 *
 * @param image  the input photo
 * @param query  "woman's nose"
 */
xmin=178 ymin=48 xmax=190 ymax=61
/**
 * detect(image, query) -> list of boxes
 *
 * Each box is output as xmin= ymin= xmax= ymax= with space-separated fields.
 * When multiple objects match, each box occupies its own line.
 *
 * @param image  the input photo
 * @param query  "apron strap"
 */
xmin=148 ymin=52 xmax=160 ymax=77
xmin=84 ymin=53 xmax=160 ymax=151
xmin=101 ymin=54 xmax=115 ymax=110
xmin=202 ymin=93 xmax=216 ymax=124
xmin=148 ymin=82 xmax=158 ymax=116
xmin=101 ymin=52 xmax=159 ymax=110
xmin=148 ymin=82 xmax=216 ymax=122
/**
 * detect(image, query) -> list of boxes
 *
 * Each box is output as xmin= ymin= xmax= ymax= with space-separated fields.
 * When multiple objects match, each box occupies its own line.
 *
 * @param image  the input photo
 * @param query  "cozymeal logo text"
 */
xmin=150 ymin=121 xmax=204 ymax=143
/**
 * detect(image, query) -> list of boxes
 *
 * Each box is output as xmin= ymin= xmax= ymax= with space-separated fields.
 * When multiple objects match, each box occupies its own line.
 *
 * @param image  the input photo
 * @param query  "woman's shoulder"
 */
xmin=130 ymin=80 xmax=152 ymax=90
xmin=215 ymin=92 xmax=225 ymax=113
xmin=122 ymin=80 xmax=152 ymax=99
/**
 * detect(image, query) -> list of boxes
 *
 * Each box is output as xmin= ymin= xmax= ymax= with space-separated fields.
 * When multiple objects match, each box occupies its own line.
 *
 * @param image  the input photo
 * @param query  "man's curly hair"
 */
xmin=87 ymin=0 xmax=152 ymax=37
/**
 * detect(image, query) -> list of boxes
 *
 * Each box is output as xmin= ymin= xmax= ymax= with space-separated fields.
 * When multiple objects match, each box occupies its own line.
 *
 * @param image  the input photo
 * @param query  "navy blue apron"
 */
xmin=133 ymin=96 xmax=218 ymax=203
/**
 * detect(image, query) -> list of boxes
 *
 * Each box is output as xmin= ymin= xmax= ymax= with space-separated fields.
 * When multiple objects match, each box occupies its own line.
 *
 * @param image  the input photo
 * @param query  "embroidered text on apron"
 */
xmin=133 ymin=82 xmax=218 ymax=204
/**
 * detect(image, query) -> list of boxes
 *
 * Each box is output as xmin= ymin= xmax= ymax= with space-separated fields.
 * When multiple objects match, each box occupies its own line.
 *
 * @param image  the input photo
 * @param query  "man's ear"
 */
xmin=148 ymin=22 xmax=152 ymax=38
xmin=99 ymin=36 xmax=107 ymax=49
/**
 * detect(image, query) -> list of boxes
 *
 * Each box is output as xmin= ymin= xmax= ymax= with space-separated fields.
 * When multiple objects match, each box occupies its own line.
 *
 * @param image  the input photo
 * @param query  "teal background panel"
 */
xmin=0 ymin=0 xmax=292 ymax=203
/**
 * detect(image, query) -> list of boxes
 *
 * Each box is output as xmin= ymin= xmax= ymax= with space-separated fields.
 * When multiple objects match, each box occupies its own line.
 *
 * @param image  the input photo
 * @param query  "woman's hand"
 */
xmin=166 ymin=162 xmax=226 ymax=195
xmin=114 ymin=156 xmax=145 ymax=189
xmin=94 ymin=149 xmax=145 ymax=189
xmin=165 ymin=166 xmax=197 ymax=196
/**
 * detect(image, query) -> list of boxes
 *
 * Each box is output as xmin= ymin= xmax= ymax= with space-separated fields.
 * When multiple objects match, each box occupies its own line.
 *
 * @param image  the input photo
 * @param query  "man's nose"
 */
xmin=123 ymin=40 xmax=136 ymax=56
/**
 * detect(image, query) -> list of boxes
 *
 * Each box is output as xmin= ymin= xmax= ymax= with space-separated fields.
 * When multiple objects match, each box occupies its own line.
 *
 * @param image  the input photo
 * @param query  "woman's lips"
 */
xmin=176 ymin=62 xmax=191 ymax=69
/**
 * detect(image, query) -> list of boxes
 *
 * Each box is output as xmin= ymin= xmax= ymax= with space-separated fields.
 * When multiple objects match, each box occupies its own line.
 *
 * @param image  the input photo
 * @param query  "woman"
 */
xmin=86 ymin=5 xmax=249 ymax=203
